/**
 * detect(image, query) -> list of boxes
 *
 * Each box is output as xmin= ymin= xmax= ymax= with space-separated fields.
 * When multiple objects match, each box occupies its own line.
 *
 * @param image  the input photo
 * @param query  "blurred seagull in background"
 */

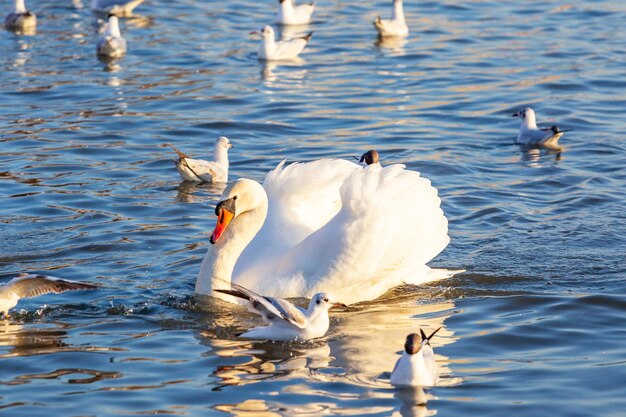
xmin=97 ymin=14 xmax=127 ymax=58
xmin=275 ymin=0 xmax=315 ymax=25
xmin=91 ymin=0 xmax=143 ymax=17
xmin=4 ymin=0 xmax=36 ymax=32
xmin=512 ymin=107 xmax=570 ymax=150
xmin=374 ymin=0 xmax=408 ymax=37
xmin=390 ymin=328 xmax=441 ymax=387
xmin=254 ymin=25 xmax=312 ymax=61
xmin=214 ymin=282 xmax=346 ymax=341
xmin=168 ymin=136 xmax=232 ymax=183
xmin=0 ymin=274 xmax=98 ymax=316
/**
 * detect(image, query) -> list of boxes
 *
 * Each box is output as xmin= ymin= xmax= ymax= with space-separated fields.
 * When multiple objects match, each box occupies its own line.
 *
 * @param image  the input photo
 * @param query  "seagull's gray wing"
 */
xmin=216 ymin=284 xmax=307 ymax=328
xmin=1 ymin=274 xmax=98 ymax=299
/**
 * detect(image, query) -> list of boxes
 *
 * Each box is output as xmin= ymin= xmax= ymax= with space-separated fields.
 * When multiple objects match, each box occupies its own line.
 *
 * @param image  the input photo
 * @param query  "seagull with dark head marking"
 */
xmin=0 ymin=274 xmax=98 ymax=316
xmin=512 ymin=107 xmax=569 ymax=150
xmin=168 ymin=136 xmax=232 ymax=183
xmin=214 ymin=282 xmax=346 ymax=341
xmin=359 ymin=150 xmax=380 ymax=166
xmin=275 ymin=0 xmax=315 ymax=25
xmin=4 ymin=0 xmax=36 ymax=32
xmin=390 ymin=327 xmax=441 ymax=387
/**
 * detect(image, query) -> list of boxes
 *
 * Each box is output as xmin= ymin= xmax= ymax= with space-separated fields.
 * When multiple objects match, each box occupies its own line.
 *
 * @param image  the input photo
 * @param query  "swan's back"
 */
xmin=236 ymin=162 xmax=450 ymax=304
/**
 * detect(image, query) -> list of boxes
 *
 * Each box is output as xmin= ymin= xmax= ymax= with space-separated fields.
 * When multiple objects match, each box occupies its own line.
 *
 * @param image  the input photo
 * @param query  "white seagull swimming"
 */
xmin=97 ymin=14 xmax=127 ymax=58
xmin=169 ymin=136 xmax=232 ymax=183
xmin=91 ymin=0 xmax=143 ymax=17
xmin=0 ymin=274 xmax=98 ymax=316
xmin=195 ymin=157 xmax=451 ymax=305
xmin=214 ymin=282 xmax=345 ymax=341
xmin=255 ymin=25 xmax=312 ymax=61
xmin=374 ymin=0 xmax=409 ymax=38
xmin=512 ymin=107 xmax=569 ymax=150
xmin=390 ymin=328 xmax=441 ymax=387
xmin=4 ymin=0 xmax=36 ymax=32
xmin=275 ymin=0 xmax=315 ymax=26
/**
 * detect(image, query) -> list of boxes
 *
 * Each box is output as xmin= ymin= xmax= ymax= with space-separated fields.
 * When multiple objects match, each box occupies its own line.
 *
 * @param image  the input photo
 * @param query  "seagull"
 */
xmin=0 ymin=274 xmax=98 ymax=316
xmin=168 ymin=136 xmax=232 ymax=183
xmin=4 ymin=0 xmax=36 ymax=32
xmin=214 ymin=283 xmax=346 ymax=341
xmin=275 ymin=0 xmax=315 ymax=26
xmin=390 ymin=328 xmax=441 ymax=387
xmin=374 ymin=0 xmax=409 ymax=38
xmin=254 ymin=25 xmax=312 ymax=61
xmin=359 ymin=150 xmax=380 ymax=166
xmin=91 ymin=0 xmax=143 ymax=17
xmin=512 ymin=107 xmax=570 ymax=150
xmin=97 ymin=14 xmax=127 ymax=58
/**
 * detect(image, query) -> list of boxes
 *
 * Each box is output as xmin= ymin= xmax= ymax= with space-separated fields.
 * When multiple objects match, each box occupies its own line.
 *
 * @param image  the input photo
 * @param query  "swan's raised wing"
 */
xmin=234 ymin=159 xmax=360 ymax=276
xmin=271 ymin=163 xmax=450 ymax=303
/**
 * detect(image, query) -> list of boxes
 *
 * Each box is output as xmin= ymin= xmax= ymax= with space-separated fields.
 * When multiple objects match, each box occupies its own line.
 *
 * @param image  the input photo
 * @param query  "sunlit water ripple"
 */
xmin=1 ymin=0 xmax=625 ymax=416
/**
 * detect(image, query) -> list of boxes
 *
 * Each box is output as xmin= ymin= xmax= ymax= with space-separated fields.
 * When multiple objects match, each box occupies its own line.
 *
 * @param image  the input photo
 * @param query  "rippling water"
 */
xmin=1 ymin=0 xmax=625 ymax=415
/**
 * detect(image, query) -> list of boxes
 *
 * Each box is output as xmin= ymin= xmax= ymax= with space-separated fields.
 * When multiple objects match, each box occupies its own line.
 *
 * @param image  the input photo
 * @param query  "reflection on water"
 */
xmin=375 ymin=35 xmax=408 ymax=54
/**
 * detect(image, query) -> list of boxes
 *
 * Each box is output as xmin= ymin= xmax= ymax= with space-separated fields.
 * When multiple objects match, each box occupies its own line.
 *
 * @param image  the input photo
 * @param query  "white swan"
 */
xmin=196 ymin=159 xmax=450 ymax=305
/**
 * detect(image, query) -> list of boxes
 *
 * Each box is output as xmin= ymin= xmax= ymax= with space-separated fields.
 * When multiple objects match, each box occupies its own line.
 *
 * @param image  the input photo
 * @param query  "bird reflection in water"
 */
xmin=519 ymin=145 xmax=562 ymax=167
xmin=375 ymin=35 xmax=408 ymax=53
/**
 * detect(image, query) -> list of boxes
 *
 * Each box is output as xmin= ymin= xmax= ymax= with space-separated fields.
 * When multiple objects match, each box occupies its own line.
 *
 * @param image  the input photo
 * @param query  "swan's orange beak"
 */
xmin=210 ymin=208 xmax=234 ymax=244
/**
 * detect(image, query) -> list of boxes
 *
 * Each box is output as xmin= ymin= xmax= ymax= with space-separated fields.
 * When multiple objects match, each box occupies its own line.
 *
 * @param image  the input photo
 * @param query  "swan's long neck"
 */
xmin=14 ymin=0 xmax=27 ymax=14
xmin=195 ymin=202 xmax=268 ymax=295
xmin=392 ymin=0 xmax=405 ymax=22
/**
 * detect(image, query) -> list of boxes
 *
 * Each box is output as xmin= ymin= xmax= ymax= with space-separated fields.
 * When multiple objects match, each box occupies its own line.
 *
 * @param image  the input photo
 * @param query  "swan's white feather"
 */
xmin=228 ymin=160 xmax=450 ymax=304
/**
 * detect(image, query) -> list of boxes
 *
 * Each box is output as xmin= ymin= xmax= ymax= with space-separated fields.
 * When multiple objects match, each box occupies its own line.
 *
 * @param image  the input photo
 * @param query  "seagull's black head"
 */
xmin=359 ymin=150 xmax=379 ymax=165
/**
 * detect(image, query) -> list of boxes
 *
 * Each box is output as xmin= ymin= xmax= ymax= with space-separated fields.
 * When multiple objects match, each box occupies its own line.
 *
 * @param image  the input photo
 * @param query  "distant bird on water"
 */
xmin=97 ymin=14 xmax=127 ymax=58
xmin=0 ymin=274 xmax=98 ymax=316
xmin=359 ymin=150 xmax=380 ymax=166
xmin=4 ymin=0 xmax=36 ymax=32
xmin=512 ymin=107 xmax=569 ymax=150
xmin=254 ymin=25 xmax=312 ymax=61
xmin=214 ymin=282 xmax=346 ymax=341
xmin=91 ymin=0 xmax=143 ymax=17
xmin=374 ymin=0 xmax=408 ymax=38
xmin=169 ymin=136 xmax=232 ymax=183
xmin=390 ymin=328 xmax=441 ymax=387
xmin=275 ymin=0 xmax=315 ymax=26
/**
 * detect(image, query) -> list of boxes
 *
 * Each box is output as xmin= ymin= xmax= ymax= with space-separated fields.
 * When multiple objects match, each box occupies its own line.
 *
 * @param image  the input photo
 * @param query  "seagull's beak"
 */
xmin=249 ymin=30 xmax=260 ymax=35
xmin=211 ymin=200 xmax=236 ymax=244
